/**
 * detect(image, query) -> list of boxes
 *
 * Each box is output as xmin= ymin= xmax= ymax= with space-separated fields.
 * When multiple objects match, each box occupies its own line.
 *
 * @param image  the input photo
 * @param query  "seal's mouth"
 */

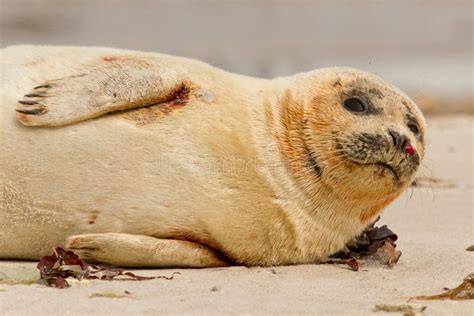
xmin=372 ymin=162 xmax=400 ymax=182
xmin=350 ymin=160 xmax=400 ymax=182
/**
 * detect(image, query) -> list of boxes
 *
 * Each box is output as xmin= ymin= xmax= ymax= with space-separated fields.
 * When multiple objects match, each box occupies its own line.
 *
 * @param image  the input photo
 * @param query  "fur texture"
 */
xmin=0 ymin=46 xmax=426 ymax=267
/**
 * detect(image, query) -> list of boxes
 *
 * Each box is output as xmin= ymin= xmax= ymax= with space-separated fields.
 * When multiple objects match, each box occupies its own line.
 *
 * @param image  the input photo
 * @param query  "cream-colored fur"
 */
xmin=0 ymin=45 xmax=425 ymax=267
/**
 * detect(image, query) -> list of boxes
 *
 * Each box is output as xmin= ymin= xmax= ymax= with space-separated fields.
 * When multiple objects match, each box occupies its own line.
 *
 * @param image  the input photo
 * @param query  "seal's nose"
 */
xmin=388 ymin=130 xmax=414 ymax=155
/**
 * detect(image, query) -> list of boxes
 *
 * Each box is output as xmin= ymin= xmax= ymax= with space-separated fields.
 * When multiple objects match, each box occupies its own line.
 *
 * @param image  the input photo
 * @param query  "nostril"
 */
xmin=389 ymin=130 xmax=401 ymax=147
xmin=388 ymin=130 xmax=411 ymax=153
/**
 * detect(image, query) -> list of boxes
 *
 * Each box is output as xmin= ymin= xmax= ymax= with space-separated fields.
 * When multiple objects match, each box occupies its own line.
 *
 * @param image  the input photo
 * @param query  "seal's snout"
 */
xmin=335 ymin=129 xmax=420 ymax=185
xmin=385 ymin=128 xmax=420 ymax=176
xmin=388 ymin=130 xmax=415 ymax=156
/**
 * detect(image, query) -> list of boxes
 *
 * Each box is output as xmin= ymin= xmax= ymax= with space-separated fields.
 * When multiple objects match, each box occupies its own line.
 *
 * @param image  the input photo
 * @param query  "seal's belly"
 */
xmin=2 ymin=99 xmax=256 ymax=256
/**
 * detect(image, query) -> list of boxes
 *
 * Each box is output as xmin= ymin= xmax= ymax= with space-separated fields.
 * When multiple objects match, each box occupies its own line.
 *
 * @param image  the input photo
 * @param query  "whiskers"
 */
xmin=404 ymin=162 xmax=437 ymax=208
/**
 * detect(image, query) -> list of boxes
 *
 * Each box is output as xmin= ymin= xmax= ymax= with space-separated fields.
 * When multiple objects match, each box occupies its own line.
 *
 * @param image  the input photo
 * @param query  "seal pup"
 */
xmin=0 ymin=46 xmax=425 ymax=267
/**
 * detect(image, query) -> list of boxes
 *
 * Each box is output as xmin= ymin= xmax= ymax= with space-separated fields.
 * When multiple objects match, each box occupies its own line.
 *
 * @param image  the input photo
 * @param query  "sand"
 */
xmin=0 ymin=116 xmax=472 ymax=315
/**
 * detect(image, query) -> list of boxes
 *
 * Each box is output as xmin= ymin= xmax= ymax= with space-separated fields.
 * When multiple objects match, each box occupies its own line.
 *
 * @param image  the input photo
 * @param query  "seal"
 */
xmin=0 ymin=45 xmax=426 ymax=267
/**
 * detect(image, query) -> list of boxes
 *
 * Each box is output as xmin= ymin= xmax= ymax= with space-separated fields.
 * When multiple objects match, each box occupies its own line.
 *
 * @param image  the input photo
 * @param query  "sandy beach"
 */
xmin=1 ymin=1 xmax=472 ymax=314
xmin=0 ymin=116 xmax=472 ymax=315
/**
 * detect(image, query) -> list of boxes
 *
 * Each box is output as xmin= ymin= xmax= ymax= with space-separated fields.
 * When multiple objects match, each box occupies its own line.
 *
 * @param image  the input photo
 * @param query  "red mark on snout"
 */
xmin=405 ymin=142 xmax=415 ymax=156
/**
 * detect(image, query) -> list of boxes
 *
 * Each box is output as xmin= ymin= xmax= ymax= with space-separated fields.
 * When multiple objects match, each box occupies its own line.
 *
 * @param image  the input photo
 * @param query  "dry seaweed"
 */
xmin=328 ymin=217 xmax=401 ymax=268
xmin=322 ymin=258 xmax=360 ymax=271
xmin=413 ymin=273 xmax=474 ymax=300
xmin=374 ymin=303 xmax=426 ymax=314
xmin=37 ymin=247 xmax=180 ymax=289
xmin=89 ymin=291 xmax=132 ymax=299
xmin=411 ymin=177 xmax=456 ymax=188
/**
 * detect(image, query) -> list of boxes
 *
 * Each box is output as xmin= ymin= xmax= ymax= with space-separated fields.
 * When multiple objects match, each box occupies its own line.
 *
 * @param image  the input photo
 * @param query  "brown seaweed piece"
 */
xmin=328 ymin=217 xmax=401 ymax=268
xmin=322 ymin=258 xmax=360 ymax=271
xmin=37 ymin=247 xmax=179 ymax=289
xmin=413 ymin=273 xmax=474 ymax=300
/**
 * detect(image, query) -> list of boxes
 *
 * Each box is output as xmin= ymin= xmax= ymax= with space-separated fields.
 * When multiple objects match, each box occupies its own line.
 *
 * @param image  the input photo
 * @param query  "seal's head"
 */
xmin=283 ymin=67 xmax=426 ymax=207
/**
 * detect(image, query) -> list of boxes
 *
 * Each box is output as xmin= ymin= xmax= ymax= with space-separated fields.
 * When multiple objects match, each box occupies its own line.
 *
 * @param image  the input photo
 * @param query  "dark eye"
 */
xmin=343 ymin=97 xmax=367 ymax=113
xmin=408 ymin=122 xmax=420 ymax=136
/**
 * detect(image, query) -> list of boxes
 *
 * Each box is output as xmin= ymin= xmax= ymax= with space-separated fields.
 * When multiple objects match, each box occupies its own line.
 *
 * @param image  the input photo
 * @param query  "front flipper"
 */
xmin=16 ymin=57 xmax=192 ymax=127
xmin=66 ymin=233 xmax=229 ymax=268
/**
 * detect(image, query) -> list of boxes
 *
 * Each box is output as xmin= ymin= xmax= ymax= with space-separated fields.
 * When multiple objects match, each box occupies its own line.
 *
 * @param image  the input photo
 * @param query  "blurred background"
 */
xmin=1 ymin=0 xmax=472 ymax=114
